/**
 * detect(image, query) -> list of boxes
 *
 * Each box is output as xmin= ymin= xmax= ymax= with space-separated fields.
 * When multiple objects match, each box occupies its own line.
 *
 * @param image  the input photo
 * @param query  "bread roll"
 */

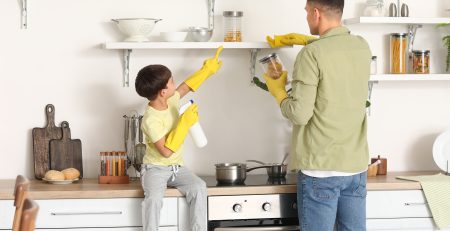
xmin=61 ymin=168 xmax=80 ymax=180
xmin=44 ymin=170 xmax=65 ymax=180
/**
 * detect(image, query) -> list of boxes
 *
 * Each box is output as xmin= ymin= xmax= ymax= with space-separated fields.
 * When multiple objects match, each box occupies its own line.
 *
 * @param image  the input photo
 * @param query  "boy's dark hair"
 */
xmin=307 ymin=0 xmax=344 ymax=17
xmin=135 ymin=64 xmax=172 ymax=101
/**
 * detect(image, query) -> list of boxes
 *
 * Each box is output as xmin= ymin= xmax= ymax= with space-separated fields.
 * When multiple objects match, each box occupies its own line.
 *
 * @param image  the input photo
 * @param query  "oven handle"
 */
xmin=214 ymin=226 xmax=300 ymax=231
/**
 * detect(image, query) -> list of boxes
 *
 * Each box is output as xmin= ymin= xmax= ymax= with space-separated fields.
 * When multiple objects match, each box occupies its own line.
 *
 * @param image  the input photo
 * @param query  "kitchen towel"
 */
xmin=396 ymin=173 xmax=450 ymax=229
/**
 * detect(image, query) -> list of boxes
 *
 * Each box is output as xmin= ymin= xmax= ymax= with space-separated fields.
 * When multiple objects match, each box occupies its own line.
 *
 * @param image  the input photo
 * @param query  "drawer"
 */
xmin=367 ymin=190 xmax=431 ymax=219
xmin=35 ymin=198 xmax=177 ymax=228
xmin=0 ymin=200 xmax=14 ymax=229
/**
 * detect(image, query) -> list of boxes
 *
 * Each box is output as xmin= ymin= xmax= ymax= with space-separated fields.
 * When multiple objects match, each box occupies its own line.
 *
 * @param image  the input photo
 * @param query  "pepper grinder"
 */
xmin=371 ymin=155 xmax=387 ymax=175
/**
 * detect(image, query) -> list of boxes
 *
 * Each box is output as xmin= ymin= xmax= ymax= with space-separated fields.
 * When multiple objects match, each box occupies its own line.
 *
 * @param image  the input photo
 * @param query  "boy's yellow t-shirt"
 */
xmin=141 ymin=91 xmax=184 ymax=166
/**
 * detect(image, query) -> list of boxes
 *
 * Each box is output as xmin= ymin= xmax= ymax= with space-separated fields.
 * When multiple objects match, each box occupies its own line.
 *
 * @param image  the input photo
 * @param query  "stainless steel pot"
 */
xmin=215 ymin=163 xmax=266 ymax=184
xmin=246 ymin=160 xmax=288 ymax=178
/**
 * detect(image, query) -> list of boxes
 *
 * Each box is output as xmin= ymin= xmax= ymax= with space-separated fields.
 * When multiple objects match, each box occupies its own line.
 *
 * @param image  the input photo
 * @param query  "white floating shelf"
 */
xmin=104 ymin=42 xmax=273 ymax=50
xmin=370 ymin=74 xmax=450 ymax=81
xmin=344 ymin=17 xmax=450 ymax=25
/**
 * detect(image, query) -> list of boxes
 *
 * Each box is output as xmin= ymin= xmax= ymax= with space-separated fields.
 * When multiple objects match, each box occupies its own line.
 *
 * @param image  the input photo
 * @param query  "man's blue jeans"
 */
xmin=297 ymin=171 xmax=367 ymax=231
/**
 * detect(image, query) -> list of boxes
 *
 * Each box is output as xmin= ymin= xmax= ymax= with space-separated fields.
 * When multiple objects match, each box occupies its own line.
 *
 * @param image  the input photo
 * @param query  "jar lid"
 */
xmin=259 ymin=53 xmax=278 ymax=63
xmin=223 ymin=11 xmax=244 ymax=17
xmin=412 ymin=50 xmax=430 ymax=54
xmin=390 ymin=33 xmax=408 ymax=37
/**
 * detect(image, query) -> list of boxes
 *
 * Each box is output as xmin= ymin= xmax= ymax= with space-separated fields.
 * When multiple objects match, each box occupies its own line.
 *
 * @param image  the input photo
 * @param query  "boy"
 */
xmin=135 ymin=46 xmax=223 ymax=231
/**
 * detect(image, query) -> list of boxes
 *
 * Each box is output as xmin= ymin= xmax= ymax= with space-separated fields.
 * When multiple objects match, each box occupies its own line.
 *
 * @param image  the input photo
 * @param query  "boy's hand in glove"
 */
xmin=165 ymin=104 xmax=199 ymax=152
xmin=184 ymin=46 xmax=223 ymax=91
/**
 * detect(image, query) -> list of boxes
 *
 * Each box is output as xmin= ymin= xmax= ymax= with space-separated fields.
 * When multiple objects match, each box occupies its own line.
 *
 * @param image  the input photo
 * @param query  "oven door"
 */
xmin=215 ymin=226 xmax=300 ymax=231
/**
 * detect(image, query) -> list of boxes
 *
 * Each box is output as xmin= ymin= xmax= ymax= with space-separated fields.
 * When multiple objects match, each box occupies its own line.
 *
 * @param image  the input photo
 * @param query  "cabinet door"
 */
xmin=367 ymin=190 xmax=431 ymax=219
xmin=0 ymin=200 xmax=14 ymax=229
xmin=35 ymin=198 xmax=177 ymax=228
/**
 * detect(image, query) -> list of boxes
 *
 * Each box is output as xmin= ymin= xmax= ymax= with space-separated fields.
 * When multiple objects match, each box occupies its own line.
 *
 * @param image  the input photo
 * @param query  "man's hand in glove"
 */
xmin=184 ymin=46 xmax=223 ymax=91
xmin=266 ymin=33 xmax=317 ymax=48
xmin=263 ymin=71 xmax=288 ymax=106
xmin=165 ymin=104 xmax=199 ymax=152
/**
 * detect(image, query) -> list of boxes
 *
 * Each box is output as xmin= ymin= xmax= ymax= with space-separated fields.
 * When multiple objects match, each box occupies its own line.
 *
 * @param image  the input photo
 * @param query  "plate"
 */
xmin=432 ymin=131 xmax=450 ymax=172
xmin=42 ymin=178 xmax=79 ymax=184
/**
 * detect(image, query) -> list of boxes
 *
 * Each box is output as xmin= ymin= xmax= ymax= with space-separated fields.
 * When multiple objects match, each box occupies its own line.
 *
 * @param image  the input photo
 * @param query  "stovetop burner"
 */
xmin=201 ymin=174 xmax=296 ymax=187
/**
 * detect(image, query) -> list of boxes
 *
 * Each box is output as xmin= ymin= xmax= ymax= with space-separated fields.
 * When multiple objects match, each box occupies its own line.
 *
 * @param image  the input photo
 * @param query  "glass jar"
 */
xmin=223 ymin=11 xmax=243 ymax=42
xmin=259 ymin=53 xmax=285 ymax=79
xmin=390 ymin=33 xmax=408 ymax=74
xmin=412 ymin=50 xmax=430 ymax=74
xmin=363 ymin=0 xmax=386 ymax=17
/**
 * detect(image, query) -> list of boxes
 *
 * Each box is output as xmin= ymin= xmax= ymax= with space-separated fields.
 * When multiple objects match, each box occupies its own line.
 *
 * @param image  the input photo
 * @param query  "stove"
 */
xmin=203 ymin=174 xmax=299 ymax=231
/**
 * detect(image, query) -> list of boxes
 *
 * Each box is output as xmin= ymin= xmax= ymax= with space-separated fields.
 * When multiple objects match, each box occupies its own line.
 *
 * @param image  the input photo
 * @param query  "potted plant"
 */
xmin=437 ymin=23 xmax=450 ymax=72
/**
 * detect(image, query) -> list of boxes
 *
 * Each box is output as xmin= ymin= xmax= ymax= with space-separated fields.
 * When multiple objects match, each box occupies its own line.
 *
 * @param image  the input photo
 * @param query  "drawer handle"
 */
xmin=404 ymin=202 xmax=428 ymax=206
xmin=51 ymin=211 xmax=123 ymax=216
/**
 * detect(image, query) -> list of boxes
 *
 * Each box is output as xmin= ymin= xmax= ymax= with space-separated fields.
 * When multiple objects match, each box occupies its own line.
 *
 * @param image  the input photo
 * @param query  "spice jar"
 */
xmin=259 ymin=53 xmax=285 ymax=79
xmin=223 ymin=11 xmax=243 ymax=42
xmin=412 ymin=50 xmax=430 ymax=74
xmin=390 ymin=33 xmax=408 ymax=74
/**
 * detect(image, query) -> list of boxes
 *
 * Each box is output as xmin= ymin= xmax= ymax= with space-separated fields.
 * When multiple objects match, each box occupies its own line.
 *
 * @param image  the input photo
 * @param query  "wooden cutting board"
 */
xmin=32 ymin=104 xmax=67 ymax=180
xmin=49 ymin=121 xmax=83 ymax=178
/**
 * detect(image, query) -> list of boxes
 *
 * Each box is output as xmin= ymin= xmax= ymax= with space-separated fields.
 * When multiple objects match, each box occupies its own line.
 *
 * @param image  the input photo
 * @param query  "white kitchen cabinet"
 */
xmin=366 ymin=190 xmax=449 ymax=231
xmin=0 ymin=198 xmax=179 ymax=230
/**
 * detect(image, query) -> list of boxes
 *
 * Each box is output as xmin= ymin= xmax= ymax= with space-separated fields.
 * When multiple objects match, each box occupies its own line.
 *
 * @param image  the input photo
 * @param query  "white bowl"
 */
xmin=188 ymin=27 xmax=213 ymax=42
xmin=112 ymin=18 xmax=162 ymax=42
xmin=160 ymin=32 xmax=188 ymax=42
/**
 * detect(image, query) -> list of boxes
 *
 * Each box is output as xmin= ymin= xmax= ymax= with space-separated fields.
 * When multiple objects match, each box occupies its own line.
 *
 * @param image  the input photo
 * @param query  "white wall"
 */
xmin=1 ymin=0 xmax=450 ymax=179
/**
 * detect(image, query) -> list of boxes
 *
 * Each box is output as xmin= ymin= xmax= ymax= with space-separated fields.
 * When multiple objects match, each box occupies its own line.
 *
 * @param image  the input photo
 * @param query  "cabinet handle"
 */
xmin=404 ymin=202 xmax=427 ymax=206
xmin=51 ymin=211 xmax=123 ymax=216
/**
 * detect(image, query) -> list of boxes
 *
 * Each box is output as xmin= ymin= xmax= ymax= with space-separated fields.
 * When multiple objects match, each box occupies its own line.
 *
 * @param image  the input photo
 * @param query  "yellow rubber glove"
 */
xmin=263 ymin=71 xmax=288 ymax=105
xmin=165 ymin=104 xmax=199 ymax=152
xmin=266 ymin=33 xmax=317 ymax=48
xmin=184 ymin=46 xmax=223 ymax=91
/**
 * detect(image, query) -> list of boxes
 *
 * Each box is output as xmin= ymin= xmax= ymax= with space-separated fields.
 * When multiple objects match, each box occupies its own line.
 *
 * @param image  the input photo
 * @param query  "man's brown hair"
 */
xmin=307 ymin=0 xmax=344 ymax=17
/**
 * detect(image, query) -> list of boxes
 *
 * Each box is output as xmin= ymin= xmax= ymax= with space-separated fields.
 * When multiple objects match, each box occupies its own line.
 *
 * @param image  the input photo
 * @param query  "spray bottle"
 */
xmin=179 ymin=100 xmax=208 ymax=148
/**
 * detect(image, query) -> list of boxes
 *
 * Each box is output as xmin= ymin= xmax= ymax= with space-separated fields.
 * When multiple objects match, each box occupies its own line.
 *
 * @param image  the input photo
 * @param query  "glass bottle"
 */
xmin=259 ymin=53 xmax=285 ymax=79
xmin=390 ymin=33 xmax=408 ymax=74
xmin=223 ymin=11 xmax=243 ymax=42
xmin=363 ymin=0 xmax=386 ymax=17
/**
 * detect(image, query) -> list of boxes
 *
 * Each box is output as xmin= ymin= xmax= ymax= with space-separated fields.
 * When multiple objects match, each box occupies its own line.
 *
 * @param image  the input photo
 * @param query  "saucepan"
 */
xmin=246 ymin=160 xmax=288 ymax=178
xmin=215 ymin=163 xmax=269 ymax=184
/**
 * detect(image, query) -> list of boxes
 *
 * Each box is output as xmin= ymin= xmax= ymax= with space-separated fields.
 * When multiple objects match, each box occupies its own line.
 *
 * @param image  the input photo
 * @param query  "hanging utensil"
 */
xmin=281 ymin=153 xmax=289 ymax=165
xmin=134 ymin=116 xmax=146 ymax=175
xmin=20 ymin=0 xmax=27 ymax=29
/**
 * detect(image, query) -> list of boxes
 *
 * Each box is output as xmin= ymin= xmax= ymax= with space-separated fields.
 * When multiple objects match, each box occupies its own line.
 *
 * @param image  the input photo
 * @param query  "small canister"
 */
xmin=390 ymin=33 xmax=408 ymax=74
xmin=412 ymin=50 xmax=430 ymax=74
xmin=259 ymin=53 xmax=285 ymax=79
xmin=371 ymin=155 xmax=387 ymax=175
xmin=223 ymin=11 xmax=243 ymax=42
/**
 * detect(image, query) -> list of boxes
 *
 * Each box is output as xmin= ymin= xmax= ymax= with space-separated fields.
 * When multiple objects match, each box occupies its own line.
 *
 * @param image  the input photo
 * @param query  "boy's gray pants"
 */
xmin=141 ymin=164 xmax=207 ymax=231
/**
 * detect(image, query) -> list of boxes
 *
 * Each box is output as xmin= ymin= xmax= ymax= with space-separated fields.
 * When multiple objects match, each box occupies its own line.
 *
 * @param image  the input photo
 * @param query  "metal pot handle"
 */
xmin=246 ymin=160 xmax=266 ymax=165
xmin=247 ymin=165 xmax=271 ymax=172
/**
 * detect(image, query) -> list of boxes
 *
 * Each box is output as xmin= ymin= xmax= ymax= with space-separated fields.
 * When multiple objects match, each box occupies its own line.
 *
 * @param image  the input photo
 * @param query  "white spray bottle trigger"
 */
xmin=179 ymin=100 xmax=208 ymax=148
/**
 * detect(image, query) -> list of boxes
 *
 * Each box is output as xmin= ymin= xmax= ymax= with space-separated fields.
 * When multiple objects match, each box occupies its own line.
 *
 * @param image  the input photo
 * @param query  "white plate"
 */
xmin=42 ymin=178 xmax=79 ymax=184
xmin=432 ymin=131 xmax=450 ymax=172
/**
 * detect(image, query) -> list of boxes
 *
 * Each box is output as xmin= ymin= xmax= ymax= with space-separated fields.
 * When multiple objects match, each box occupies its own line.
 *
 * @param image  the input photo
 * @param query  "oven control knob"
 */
xmin=262 ymin=202 xmax=271 ymax=211
xmin=233 ymin=204 xmax=242 ymax=213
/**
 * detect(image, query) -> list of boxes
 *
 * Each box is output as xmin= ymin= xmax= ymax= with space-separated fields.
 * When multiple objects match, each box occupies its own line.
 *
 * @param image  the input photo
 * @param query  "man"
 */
xmin=264 ymin=0 xmax=372 ymax=230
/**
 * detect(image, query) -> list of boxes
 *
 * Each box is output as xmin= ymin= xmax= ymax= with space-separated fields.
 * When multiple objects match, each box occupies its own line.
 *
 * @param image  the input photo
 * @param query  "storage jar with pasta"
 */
xmin=390 ymin=33 xmax=408 ymax=74
xmin=412 ymin=50 xmax=430 ymax=74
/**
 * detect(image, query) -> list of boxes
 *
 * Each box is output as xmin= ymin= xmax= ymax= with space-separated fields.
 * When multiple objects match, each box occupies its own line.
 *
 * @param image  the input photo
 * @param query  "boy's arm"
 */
xmin=183 ymin=46 xmax=223 ymax=93
xmin=176 ymin=83 xmax=191 ymax=99
xmin=153 ymin=136 xmax=174 ymax=158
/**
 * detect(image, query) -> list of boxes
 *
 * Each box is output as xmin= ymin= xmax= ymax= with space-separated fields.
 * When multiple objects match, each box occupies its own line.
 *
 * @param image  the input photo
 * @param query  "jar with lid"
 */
xmin=390 ymin=33 xmax=408 ymax=74
xmin=412 ymin=50 xmax=430 ymax=74
xmin=363 ymin=0 xmax=386 ymax=17
xmin=259 ymin=53 xmax=285 ymax=79
xmin=223 ymin=11 xmax=243 ymax=42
